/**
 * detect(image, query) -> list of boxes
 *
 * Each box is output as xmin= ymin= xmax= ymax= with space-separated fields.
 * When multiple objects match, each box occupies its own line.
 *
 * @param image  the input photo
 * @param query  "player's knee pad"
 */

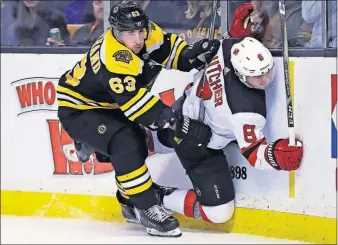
xmin=174 ymin=145 xmax=216 ymax=171
xmin=187 ymin=151 xmax=235 ymax=206
xmin=181 ymin=189 xmax=234 ymax=223
xmin=200 ymin=200 xmax=235 ymax=224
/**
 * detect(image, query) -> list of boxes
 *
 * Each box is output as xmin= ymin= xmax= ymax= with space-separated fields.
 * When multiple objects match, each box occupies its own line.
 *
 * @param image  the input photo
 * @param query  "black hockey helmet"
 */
xmin=109 ymin=1 xmax=149 ymax=32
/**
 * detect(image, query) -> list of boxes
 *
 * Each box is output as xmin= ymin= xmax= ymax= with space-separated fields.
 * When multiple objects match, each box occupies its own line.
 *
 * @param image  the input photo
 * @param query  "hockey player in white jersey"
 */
xmin=146 ymin=36 xmax=304 ymax=224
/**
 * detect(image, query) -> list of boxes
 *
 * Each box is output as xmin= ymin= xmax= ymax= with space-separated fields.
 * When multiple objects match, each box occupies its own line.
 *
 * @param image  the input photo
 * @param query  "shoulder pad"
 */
xmin=100 ymin=29 xmax=144 ymax=76
xmin=145 ymin=21 xmax=164 ymax=54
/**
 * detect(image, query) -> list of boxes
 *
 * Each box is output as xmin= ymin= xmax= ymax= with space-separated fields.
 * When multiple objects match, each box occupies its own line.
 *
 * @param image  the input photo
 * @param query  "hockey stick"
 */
xmin=198 ymin=0 xmax=218 ymax=122
xmin=279 ymin=0 xmax=296 ymax=146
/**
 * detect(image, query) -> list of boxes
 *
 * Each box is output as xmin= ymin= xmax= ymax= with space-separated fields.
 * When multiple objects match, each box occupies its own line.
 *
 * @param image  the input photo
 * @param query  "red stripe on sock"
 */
xmin=183 ymin=190 xmax=196 ymax=218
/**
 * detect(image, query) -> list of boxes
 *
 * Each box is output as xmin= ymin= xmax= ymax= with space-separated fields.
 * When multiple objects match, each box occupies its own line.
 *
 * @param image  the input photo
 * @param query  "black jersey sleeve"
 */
xmin=146 ymin=22 xmax=189 ymax=71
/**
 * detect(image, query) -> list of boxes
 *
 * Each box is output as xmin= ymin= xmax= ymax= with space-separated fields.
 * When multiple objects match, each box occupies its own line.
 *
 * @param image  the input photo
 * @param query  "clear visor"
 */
xmin=246 ymin=65 xmax=276 ymax=90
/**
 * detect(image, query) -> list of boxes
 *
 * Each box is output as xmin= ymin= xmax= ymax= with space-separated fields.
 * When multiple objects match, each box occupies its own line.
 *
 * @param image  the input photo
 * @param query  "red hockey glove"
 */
xmin=265 ymin=138 xmax=303 ymax=171
xmin=228 ymin=3 xmax=254 ymax=39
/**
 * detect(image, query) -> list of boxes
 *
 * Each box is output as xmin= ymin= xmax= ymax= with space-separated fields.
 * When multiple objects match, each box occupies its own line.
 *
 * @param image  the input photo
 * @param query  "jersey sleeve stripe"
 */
xmin=162 ymin=53 xmax=170 ymax=67
xmin=162 ymin=34 xmax=177 ymax=68
xmin=166 ymin=36 xmax=183 ymax=69
xmin=98 ymin=102 xmax=120 ymax=108
xmin=57 ymin=93 xmax=88 ymax=105
xmin=57 ymin=86 xmax=119 ymax=109
xmin=56 ymin=85 xmax=100 ymax=103
xmin=172 ymin=41 xmax=187 ymax=69
xmin=123 ymin=92 xmax=153 ymax=117
xmin=57 ymin=92 xmax=101 ymax=107
xmin=57 ymin=85 xmax=93 ymax=104
xmin=57 ymin=101 xmax=104 ymax=110
xmin=120 ymin=88 xmax=147 ymax=111
xmin=128 ymin=96 xmax=160 ymax=121
xmin=58 ymin=99 xmax=119 ymax=110
xmin=241 ymin=138 xmax=267 ymax=166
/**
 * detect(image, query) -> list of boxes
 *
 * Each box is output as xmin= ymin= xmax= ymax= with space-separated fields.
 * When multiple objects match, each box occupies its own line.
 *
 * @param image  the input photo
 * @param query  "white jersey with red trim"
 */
xmin=182 ymin=39 xmax=273 ymax=170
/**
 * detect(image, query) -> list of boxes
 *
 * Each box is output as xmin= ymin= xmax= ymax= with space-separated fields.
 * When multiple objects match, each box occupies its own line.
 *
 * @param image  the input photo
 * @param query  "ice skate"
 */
xmin=134 ymin=204 xmax=182 ymax=237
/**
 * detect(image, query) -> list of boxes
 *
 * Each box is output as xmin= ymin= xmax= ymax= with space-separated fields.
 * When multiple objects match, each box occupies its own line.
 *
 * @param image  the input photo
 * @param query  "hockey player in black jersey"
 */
xmin=56 ymin=1 xmax=219 ymax=237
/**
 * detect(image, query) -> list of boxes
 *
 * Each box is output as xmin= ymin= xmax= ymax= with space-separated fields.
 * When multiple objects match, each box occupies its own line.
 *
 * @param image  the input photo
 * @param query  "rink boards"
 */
xmin=1 ymin=53 xmax=337 ymax=244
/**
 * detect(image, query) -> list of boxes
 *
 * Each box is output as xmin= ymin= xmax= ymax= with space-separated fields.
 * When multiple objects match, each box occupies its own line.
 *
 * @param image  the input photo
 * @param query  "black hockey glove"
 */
xmin=173 ymin=113 xmax=212 ymax=149
xmin=184 ymin=39 xmax=220 ymax=70
xmin=149 ymin=108 xmax=212 ymax=149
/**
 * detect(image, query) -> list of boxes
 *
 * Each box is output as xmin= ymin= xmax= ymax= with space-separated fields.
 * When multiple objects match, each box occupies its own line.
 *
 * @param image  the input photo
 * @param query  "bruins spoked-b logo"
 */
xmin=113 ymin=50 xmax=133 ymax=64
xmin=97 ymin=124 xmax=107 ymax=135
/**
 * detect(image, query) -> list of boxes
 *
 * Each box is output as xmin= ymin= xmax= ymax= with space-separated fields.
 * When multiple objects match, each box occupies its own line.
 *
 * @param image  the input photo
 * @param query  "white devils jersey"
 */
xmin=183 ymin=39 xmax=270 ymax=168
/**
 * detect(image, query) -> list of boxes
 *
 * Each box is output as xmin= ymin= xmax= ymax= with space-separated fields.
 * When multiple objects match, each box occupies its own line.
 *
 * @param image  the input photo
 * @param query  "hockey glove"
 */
xmin=265 ymin=138 xmax=303 ymax=171
xmin=173 ymin=113 xmax=212 ymax=149
xmin=225 ymin=2 xmax=268 ymax=41
xmin=185 ymin=39 xmax=220 ymax=70
xmin=149 ymin=107 xmax=212 ymax=148
xmin=227 ymin=3 xmax=254 ymax=39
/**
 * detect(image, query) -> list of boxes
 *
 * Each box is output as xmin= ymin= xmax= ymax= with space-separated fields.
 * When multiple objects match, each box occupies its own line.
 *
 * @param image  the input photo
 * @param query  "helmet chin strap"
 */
xmin=234 ymin=69 xmax=254 ymax=89
xmin=113 ymin=29 xmax=122 ymax=41
xmin=242 ymin=79 xmax=255 ymax=89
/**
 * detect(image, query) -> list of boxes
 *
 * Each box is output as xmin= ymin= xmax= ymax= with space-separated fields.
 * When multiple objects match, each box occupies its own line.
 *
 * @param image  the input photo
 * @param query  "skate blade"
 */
xmin=147 ymin=227 xmax=182 ymax=237
xmin=125 ymin=218 xmax=141 ymax=224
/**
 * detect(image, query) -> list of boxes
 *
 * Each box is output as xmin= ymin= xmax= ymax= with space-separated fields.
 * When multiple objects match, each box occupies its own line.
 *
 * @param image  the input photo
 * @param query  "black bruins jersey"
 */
xmin=57 ymin=22 xmax=188 ymax=127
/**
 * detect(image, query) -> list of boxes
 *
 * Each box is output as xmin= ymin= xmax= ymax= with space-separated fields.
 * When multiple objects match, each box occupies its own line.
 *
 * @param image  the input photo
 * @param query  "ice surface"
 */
xmin=1 ymin=215 xmax=310 ymax=244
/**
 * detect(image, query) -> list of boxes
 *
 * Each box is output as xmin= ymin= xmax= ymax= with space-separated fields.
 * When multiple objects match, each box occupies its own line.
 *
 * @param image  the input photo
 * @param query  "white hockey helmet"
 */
xmin=230 ymin=37 xmax=275 ymax=89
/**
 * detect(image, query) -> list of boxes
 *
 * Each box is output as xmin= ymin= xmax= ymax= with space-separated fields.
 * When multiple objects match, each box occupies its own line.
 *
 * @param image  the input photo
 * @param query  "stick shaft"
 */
xmin=279 ymin=0 xmax=296 ymax=146
xmin=198 ymin=0 xmax=218 ymax=122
